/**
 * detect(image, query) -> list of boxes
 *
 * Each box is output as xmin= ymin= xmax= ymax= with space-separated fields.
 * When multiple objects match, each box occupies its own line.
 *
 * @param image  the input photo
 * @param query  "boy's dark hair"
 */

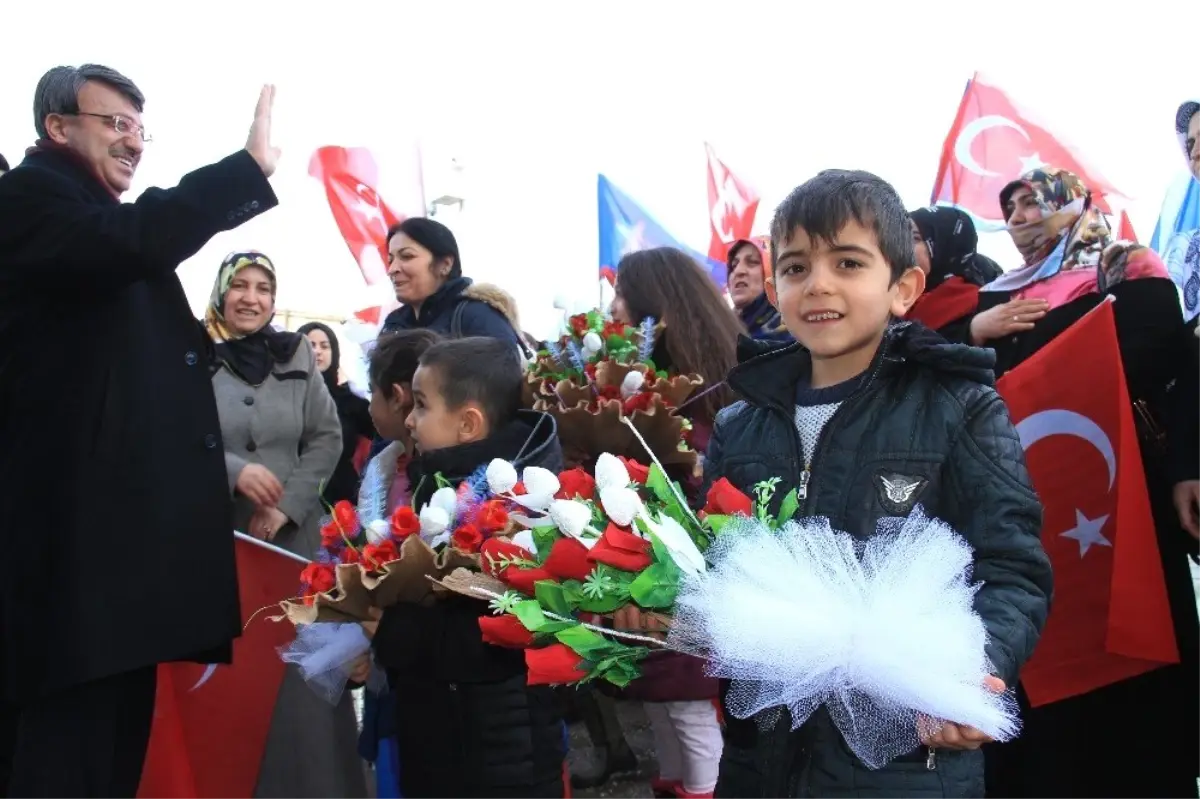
xmin=418 ymin=337 xmax=523 ymax=430
xmin=769 ymin=169 xmax=916 ymax=283
xmin=369 ymin=329 xmax=443 ymax=393
xmin=0 ymin=153 xmax=9 ymax=173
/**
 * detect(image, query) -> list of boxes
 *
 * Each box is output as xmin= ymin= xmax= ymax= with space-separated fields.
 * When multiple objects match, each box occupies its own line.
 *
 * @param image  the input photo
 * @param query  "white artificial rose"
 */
xmin=594 ymin=452 xmax=630 ymax=492
xmin=549 ymin=499 xmax=596 ymax=548
xmin=600 ymin=487 xmax=643 ymax=528
xmin=365 ymin=518 xmax=391 ymax=545
xmin=486 ymin=459 xmax=518 ymax=495
xmin=620 ymin=370 xmax=645 ymax=399
xmin=419 ymin=505 xmax=450 ymax=538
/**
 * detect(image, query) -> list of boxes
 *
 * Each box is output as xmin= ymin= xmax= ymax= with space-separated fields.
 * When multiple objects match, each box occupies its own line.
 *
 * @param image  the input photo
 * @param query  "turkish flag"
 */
xmin=705 ymin=143 xmax=760 ymax=263
xmin=309 ymin=145 xmax=425 ymax=286
xmin=930 ymin=73 xmax=1120 ymax=226
xmin=996 ymin=300 xmax=1178 ymax=707
xmin=1117 ymin=210 xmax=1138 ymax=243
xmin=137 ymin=535 xmax=306 ymax=797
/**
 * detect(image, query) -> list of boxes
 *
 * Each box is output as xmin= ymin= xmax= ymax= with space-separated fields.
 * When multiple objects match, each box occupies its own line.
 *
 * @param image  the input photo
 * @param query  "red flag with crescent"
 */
xmin=705 ymin=143 xmax=760 ymax=263
xmin=930 ymin=73 xmax=1120 ymax=227
xmin=137 ymin=536 xmax=305 ymax=797
xmin=309 ymin=145 xmax=425 ymax=286
xmin=995 ymin=300 xmax=1178 ymax=707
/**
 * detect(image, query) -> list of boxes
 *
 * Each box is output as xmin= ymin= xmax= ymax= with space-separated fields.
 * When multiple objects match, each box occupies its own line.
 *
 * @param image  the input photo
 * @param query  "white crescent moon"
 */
xmin=953 ymin=115 xmax=1031 ymax=178
xmin=1015 ymin=409 xmax=1116 ymax=492
xmin=189 ymin=663 xmax=219 ymax=692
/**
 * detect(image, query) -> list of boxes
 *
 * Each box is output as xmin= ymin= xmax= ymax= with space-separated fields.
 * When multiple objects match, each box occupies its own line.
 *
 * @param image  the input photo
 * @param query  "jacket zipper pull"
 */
xmin=926 ymin=747 xmax=937 ymax=770
xmin=797 ymin=468 xmax=810 ymax=501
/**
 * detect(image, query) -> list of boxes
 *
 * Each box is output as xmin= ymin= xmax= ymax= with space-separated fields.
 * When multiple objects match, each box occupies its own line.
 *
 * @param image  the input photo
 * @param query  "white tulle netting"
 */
xmin=280 ymin=622 xmax=386 ymax=704
xmin=666 ymin=506 xmax=1019 ymax=769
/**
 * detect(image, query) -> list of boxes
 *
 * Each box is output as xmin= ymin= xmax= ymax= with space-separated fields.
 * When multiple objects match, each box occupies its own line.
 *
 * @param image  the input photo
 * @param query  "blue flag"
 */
xmin=597 ymin=174 xmax=726 ymax=287
xmin=1149 ymin=172 xmax=1200 ymax=321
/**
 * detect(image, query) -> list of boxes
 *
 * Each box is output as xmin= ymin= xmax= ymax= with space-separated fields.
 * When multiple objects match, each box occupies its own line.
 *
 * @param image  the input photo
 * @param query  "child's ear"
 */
xmin=890 ymin=266 xmax=926 ymax=317
xmin=458 ymin=404 xmax=487 ymax=442
xmin=389 ymin=382 xmax=409 ymax=410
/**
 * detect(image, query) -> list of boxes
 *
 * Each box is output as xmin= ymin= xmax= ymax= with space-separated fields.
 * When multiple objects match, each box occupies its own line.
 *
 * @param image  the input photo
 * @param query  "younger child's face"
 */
xmin=370 ymin=382 xmax=412 ymax=445
xmin=406 ymin=364 xmax=487 ymax=453
xmin=772 ymin=219 xmax=922 ymax=364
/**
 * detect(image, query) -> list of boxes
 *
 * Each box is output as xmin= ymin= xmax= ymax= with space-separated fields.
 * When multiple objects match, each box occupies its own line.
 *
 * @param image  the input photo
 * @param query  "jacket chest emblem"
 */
xmin=873 ymin=471 xmax=927 ymax=514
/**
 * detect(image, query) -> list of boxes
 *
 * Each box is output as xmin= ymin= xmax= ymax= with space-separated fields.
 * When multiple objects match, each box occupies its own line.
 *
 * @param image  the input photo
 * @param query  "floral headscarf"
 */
xmin=204 ymin=251 xmax=279 ymax=342
xmin=1177 ymin=99 xmax=1199 ymax=165
xmin=204 ymin=251 xmax=302 ymax=385
xmin=983 ymin=168 xmax=1113 ymax=293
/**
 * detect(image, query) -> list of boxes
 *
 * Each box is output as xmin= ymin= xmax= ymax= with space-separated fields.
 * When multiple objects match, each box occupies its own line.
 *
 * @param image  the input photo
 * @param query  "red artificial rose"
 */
xmin=452 ymin=523 xmax=484 ymax=553
xmin=503 ymin=566 xmax=556 ymax=596
xmin=300 ymin=562 xmax=336 ymax=598
xmin=479 ymin=614 xmax=536 ymax=649
xmin=332 ymin=500 xmax=358 ymax=534
xmin=391 ymin=506 xmax=420 ymax=539
xmin=555 ymin=467 xmax=596 ymax=501
xmin=543 ymin=537 xmax=595 ymax=582
xmin=569 ymin=314 xmax=591 ymax=337
xmin=525 ymin=643 xmax=589 ymax=685
xmin=622 ymin=392 xmax=657 ymax=416
xmin=587 ymin=523 xmax=652 ymax=573
xmin=477 ymin=500 xmax=509 ymax=534
xmin=704 ymin=477 xmax=753 ymax=517
xmin=320 ymin=521 xmax=345 ymax=551
xmin=340 ymin=547 xmax=362 ymax=566
xmin=363 ymin=539 xmax=400 ymax=570
xmin=618 ymin=456 xmax=650 ymax=484
xmin=480 ymin=537 xmax=536 ymax=577
xmin=602 ymin=320 xmax=627 ymax=338
xmin=584 ymin=362 xmax=598 ymax=380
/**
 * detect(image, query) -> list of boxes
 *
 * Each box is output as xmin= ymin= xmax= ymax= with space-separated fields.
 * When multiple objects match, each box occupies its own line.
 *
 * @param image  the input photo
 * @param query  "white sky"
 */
xmin=2 ymin=1 xmax=1194 ymax=340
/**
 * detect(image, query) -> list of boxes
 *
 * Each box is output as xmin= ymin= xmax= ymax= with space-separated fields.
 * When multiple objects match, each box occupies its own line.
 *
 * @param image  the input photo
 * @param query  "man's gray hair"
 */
xmin=33 ymin=64 xmax=145 ymax=139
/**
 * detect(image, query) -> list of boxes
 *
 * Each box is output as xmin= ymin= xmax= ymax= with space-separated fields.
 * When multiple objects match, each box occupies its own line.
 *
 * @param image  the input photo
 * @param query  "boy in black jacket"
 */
xmin=706 ymin=171 xmax=1053 ymax=798
xmin=368 ymin=337 xmax=566 ymax=798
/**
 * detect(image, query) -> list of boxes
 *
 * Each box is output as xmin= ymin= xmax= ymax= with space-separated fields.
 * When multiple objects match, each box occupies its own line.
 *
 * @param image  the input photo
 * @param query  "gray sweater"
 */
xmin=213 ymin=337 xmax=341 ymax=557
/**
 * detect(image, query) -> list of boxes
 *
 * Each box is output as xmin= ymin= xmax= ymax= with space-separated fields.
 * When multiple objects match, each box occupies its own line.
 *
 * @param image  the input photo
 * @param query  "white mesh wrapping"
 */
xmin=667 ymin=506 xmax=1019 ymax=769
xmin=280 ymin=622 xmax=386 ymax=704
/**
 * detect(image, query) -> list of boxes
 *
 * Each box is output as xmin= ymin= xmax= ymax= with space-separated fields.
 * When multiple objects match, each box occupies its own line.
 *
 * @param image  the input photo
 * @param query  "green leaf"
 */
xmin=535 ymin=581 xmax=572 ymax=617
xmin=586 ymin=310 xmax=604 ymax=331
xmin=532 ymin=526 xmax=560 ymax=564
xmin=433 ymin=472 xmax=452 ymax=490
xmin=576 ymin=591 xmax=626 ymax=613
xmin=777 ymin=488 xmax=799 ymax=524
xmin=646 ymin=464 xmax=673 ymax=502
xmin=628 ymin=562 xmax=679 ymax=609
xmin=513 ymin=599 xmax=548 ymax=632
xmin=555 ymin=625 xmax=613 ymax=659
xmin=534 ymin=620 xmax=576 ymax=636
xmin=704 ymin=513 xmax=731 ymax=536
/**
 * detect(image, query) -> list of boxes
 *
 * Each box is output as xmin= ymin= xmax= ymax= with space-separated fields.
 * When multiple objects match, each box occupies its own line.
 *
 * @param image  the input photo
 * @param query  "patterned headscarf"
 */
xmin=909 ymin=206 xmax=1003 ymax=288
xmin=204 ymin=251 xmax=278 ymax=341
xmin=1177 ymin=99 xmax=1199 ymax=164
xmin=983 ymin=168 xmax=1112 ymax=293
xmin=204 ymin=251 xmax=302 ymax=386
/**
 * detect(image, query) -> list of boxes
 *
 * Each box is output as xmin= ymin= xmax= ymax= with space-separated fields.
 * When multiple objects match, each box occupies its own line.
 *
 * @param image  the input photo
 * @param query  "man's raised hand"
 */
xmin=246 ymin=84 xmax=280 ymax=177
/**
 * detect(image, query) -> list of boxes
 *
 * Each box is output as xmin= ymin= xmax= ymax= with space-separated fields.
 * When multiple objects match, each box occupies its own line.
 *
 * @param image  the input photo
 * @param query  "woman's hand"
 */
xmin=347 ymin=653 xmax=371 ymax=684
xmin=969 ymin=299 xmax=1050 ymax=345
xmin=236 ymin=463 xmax=283 ymax=507
xmin=248 ymin=506 xmax=289 ymax=541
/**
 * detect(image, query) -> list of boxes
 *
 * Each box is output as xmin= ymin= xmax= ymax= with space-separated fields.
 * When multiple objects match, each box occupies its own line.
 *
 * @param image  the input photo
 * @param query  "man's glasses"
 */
xmin=73 ymin=112 xmax=153 ymax=143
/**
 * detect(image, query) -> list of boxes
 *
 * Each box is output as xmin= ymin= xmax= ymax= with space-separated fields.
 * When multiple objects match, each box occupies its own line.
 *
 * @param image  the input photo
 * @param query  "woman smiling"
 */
xmin=205 ymin=251 xmax=363 ymax=798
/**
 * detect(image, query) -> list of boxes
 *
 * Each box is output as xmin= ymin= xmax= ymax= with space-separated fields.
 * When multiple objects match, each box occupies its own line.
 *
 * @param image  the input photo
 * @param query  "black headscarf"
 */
xmin=297 ymin=321 xmax=341 ymax=394
xmin=910 ymin=207 xmax=1003 ymax=289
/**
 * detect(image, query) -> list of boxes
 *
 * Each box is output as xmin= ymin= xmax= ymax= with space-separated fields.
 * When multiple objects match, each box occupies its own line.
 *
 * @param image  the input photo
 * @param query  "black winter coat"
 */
xmin=0 ymin=148 xmax=277 ymax=701
xmin=373 ymin=410 xmax=566 ymax=798
xmin=380 ymin=276 xmax=521 ymax=347
xmin=705 ymin=324 xmax=1053 ymax=799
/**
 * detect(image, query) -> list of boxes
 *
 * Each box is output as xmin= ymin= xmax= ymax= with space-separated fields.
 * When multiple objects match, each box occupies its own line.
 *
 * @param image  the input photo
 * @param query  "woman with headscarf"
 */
xmin=905 ymin=206 xmax=1002 ymax=339
xmin=297 ymin=322 xmax=376 ymax=507
xmin=725 ymin=237 xmax=791 ymax=344
xmin=969 ymin=170 xmax=1199 ymax=799
xmin=205 ymin=252 xmax=365 ymax=798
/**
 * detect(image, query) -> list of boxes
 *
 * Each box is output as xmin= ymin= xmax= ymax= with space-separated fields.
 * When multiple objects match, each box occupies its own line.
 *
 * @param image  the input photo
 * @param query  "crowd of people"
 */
xmin=0 ymin=62 xmax=1196 ymax=799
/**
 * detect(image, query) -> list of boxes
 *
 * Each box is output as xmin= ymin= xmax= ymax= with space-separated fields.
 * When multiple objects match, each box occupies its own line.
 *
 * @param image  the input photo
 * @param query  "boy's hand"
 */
xmin=612 ymin=605 xmax=669 ymax=641
xmin=347 ymin=653 xmax=371 ymax=684
xmin=918 ymin=675 xmax=1006 ymax=750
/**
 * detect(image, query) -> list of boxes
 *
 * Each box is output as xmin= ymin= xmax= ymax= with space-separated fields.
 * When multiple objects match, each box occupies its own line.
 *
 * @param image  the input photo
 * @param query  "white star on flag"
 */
xmin=1019 ymin=153 xmax=1048 ymax=173
xmin=1060 ymin=508 xmax=1112 ymax=557
xmin=617 ymin=219 xmax=647 ymax=256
